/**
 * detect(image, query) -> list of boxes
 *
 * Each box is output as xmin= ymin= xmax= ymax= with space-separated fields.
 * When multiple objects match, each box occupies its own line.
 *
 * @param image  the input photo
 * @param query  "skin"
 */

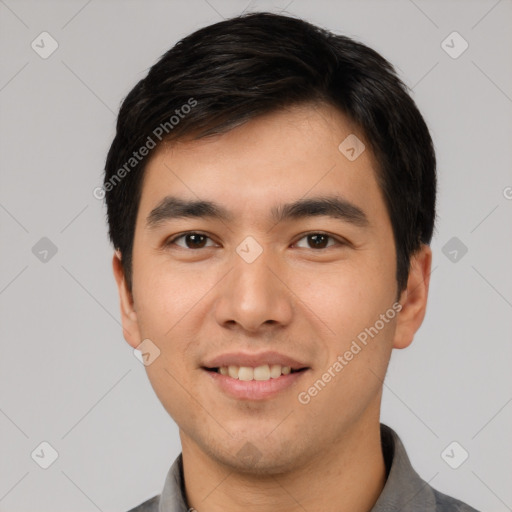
xmin=113 ymin=103 xmax=432 ymax=512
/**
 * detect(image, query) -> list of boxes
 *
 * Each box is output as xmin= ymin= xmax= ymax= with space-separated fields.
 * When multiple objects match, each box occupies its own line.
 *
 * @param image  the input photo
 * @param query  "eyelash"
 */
xmin=163 ymin=231 xmax=347 ymax=250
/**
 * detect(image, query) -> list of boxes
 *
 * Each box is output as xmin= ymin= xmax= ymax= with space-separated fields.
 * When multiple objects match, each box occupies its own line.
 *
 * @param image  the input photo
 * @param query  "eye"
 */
xmin=293 ymin=232 xmax=343 ymax=249
xmin=164 ymin=231 xmax=345 ymax=251
xmin=165 ymin=232 xmax=217 ymax=249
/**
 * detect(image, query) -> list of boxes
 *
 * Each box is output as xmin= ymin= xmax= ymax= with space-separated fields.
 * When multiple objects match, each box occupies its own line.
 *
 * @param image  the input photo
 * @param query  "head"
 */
xmin=105 ymin=12 xmax=435 ymax=473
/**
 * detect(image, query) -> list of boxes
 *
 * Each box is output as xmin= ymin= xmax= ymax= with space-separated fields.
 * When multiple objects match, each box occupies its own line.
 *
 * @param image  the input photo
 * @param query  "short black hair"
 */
xmin=104 ymin=11 xmax=436 ymax=296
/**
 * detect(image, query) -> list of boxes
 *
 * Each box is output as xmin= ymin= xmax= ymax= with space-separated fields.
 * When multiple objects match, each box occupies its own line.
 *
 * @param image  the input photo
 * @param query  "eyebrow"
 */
xmin=146 ymin=195 xmax=369 ymax=229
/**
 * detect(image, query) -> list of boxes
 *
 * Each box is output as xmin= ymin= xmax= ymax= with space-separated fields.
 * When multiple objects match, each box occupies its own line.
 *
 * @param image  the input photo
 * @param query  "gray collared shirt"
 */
xmin=127 ymin=424 xmax=479 ymax=512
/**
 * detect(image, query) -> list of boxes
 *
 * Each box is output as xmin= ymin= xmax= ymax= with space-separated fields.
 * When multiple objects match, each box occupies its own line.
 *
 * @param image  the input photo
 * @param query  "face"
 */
xmin=114 ymin=103 xmax=431 ymax=474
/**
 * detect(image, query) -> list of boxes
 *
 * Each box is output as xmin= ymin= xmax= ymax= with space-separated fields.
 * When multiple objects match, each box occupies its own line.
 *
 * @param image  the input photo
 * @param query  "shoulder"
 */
xmin=433 ymin=487 xmax=480 ymax=512
xmin=126 ymin=495 xmax=160 ymax=512
xmin=379 ymin=424 xmax=481 ymax=512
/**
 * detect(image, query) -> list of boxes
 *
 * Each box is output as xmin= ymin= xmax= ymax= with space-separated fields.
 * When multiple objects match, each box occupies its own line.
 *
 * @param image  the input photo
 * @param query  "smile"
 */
xmin=203 ymin=366 xmax=309 ymax=400
xmin=208 ymin=364 xmax=306 ymax=381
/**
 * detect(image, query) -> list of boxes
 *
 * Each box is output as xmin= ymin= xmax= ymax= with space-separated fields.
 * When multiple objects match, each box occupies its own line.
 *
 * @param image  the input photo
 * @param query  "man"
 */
xmin=104 ymin=11 xmax=479 ymax=512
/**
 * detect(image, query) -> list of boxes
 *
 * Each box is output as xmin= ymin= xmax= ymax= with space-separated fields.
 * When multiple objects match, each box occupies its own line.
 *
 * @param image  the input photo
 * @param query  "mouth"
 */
xmin=200 ymin=351 xmax=311 ymax=400
xmin=203 ymin=364 xmax=309 ymax=381
xmin=202 ymin=364 xmax=310 ymax=400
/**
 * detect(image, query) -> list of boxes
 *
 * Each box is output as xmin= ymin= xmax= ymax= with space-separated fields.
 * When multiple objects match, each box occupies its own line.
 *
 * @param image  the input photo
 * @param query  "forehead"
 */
xmin=137 ymin=104 xmax=386 ymax=226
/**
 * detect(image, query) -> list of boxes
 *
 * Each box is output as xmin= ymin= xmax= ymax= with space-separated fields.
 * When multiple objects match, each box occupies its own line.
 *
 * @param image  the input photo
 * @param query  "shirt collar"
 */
xmin=372 ymin=424 xmax=437 ymax=511
xmin=158 ymin=453 xmax=188 ymax=512
xmin=158 ymin=423 xmax=437 ymax=512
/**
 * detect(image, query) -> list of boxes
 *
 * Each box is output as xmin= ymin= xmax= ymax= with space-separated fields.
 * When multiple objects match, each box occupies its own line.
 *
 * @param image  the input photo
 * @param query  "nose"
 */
xmin=213 ymin=248 xmax=294 ymax=334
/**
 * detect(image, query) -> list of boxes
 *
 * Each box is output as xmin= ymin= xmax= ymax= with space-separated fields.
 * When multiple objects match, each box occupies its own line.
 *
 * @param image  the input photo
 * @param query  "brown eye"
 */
xmin=167 ymin=232 xmax=215 ymax=249
xmin=294 ymin=233 xmax=340 ymax=249
xmin=307 ymin=234 xmax=330 ymax=248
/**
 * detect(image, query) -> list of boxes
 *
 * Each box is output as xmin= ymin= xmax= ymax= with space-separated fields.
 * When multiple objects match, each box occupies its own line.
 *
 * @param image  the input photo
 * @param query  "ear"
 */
xmin=112 ymin=250 xmax=141 ymax=349
xmin=393 ymin=244 xmax=432 ymax=350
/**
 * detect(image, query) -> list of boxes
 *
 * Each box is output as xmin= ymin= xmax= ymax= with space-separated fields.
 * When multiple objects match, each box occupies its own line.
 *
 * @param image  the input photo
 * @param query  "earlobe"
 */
xmin=393 ymin=244 xmax=432 ymax=350
xmin=112 ymin=251 xmax=141 ymax=348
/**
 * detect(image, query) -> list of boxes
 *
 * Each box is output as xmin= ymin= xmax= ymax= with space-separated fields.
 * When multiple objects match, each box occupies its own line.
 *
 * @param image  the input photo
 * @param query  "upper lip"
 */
xmin=202 ymin=351 xmax=309 ymax=370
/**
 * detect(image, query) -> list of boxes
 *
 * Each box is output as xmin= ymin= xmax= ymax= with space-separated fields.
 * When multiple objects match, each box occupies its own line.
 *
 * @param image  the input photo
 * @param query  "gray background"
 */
xmin=1 ymin=0 xmax=511 ymax=510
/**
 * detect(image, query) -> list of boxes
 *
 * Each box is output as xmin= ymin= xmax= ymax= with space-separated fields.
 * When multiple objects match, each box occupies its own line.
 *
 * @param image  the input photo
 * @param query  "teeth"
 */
xmin=228 ymin=365 xmax=239 ymax=379
xmin=238 ymin=367 xmax=254 ymax=381
xmin=269 ymin=364 xmax=282 ymax=378
xmin=217 ymin=364 xmax=294 ymax=381
xmin=254 ymin=365 xmax=270 ymax=380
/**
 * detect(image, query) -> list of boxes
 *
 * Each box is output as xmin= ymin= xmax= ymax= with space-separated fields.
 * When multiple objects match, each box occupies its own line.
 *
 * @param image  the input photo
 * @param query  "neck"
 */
xmin=180 ymin=420 xmax=386 ymax=512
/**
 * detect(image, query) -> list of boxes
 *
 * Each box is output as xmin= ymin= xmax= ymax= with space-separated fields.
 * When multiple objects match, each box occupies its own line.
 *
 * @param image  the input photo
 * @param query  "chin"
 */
xmin=207 ymin=436 xmax=307 ymax=476
xmin=223 ymin=452 xmax=298 ymax=476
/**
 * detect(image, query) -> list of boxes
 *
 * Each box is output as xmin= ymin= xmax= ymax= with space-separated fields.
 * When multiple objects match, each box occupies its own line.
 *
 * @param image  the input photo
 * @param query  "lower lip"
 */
xmin=203 ymin=369 xmax=309 ymax=400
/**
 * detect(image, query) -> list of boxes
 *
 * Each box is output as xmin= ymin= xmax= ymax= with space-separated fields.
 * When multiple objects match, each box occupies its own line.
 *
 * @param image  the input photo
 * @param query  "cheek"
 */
xmin=132 ymin=249 xmax=197 ymax=336
xmin=131 ymin=255 xmax=223 ymax=376
xmin=293 ymin=259 xmax=395 ymax=341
